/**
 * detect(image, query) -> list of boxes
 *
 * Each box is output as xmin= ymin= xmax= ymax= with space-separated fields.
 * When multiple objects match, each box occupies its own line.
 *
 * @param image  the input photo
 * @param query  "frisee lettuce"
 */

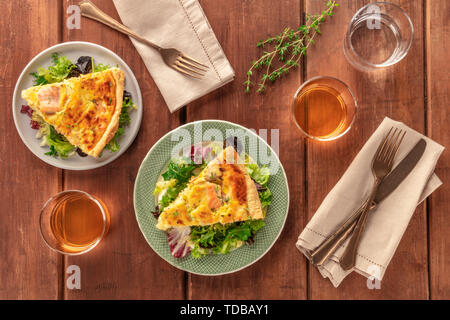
xmin=105 ymin=96 xmax=135 ymax=152
xmin=190 ymin=220 xmax=265 ymax=258
xmin=245 ymin=163 xmax=270 ymax=186
xmin=245 ymin=163 xmax=272 ymax=209
xmin=162 ymin=159 xmax=197 ymax=183
xmin=156 ymin=159 xmax=199 ymax=212
xmin=159 ymin=183 xmax=187 ymax=212
xmin=44 ymin=125 xmax=75 ymax=158
xmin=31 ymin=53 xmax=76 ymax=86
xmin=93 ymin=62 xmax=111 ymax=72
xmin=259 ymin=189 xmax=272 ymax=209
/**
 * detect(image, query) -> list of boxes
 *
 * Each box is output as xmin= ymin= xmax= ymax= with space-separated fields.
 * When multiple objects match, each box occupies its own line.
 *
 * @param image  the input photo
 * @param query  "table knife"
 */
xmin=310 ymin=138 xmax=427 ymax=266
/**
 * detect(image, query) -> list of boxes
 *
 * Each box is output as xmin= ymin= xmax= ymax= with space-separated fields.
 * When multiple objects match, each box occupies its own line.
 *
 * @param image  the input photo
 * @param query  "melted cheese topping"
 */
xmin=156 ymin=163 xmax=252 ymax=230
xmin=22 ymin=68 xmax=123 ymax=156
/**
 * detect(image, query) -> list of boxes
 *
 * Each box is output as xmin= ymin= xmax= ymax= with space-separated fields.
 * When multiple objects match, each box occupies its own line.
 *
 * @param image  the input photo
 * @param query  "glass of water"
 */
xmin=343 ymin=2 xmax=413 ymax=71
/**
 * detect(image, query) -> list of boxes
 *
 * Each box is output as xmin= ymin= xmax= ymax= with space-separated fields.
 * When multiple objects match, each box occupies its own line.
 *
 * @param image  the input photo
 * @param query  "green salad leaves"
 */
xmin=44 ymin=125 xmax=75 ymax=158
xmin=190 ymin=219 xmax=265 ymax=258
xmin=245 ymin=163 xmax=270 ymax=185
xmin=157 ymin=159 xmax=198 ymax=212
xmin=105 ymin=95 xmax=136 ymax=152
xmin=245 ymin=163 xmax=272 ymax=210
xmin=93 ymin=62 xmax=111 ymax=72
xmin=162 ymin=160 xmax=197 ymax=183
xmin=32 ymin=53 xmax=76 ymax=85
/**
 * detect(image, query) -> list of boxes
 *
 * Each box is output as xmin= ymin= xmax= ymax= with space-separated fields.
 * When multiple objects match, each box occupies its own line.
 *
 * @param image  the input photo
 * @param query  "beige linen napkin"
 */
xmin=113 ymin=0 xmax=235 ymax=112
xmin=296 ymin=117 xmax=445 ymax=287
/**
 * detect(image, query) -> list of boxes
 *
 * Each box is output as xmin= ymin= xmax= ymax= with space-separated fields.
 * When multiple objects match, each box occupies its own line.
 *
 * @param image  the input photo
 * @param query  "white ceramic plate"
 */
xmin=12 ymin=41 xmax=143 ymax=170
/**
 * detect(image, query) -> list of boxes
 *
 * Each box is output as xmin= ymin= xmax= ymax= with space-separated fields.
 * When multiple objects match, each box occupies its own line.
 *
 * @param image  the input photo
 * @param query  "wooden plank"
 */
xmin=0 ymin=0 xmax=62 ymax=299
xmin=304 ymin=0 xmax=429 ymax=299
xmin=186 ymin=0 xmax=307 ymax=299
xmin=426 ymin=0 xmax=450 ymax=300
xmin=61 ymin=0 xmax=184 ymax=299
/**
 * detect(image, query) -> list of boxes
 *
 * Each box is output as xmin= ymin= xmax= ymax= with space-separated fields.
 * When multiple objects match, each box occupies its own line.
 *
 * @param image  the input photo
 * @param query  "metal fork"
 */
xmin=339 ymin=127 xmax=406 ymax=271
xmin=79 ymin=1 xmax=209 ymax=79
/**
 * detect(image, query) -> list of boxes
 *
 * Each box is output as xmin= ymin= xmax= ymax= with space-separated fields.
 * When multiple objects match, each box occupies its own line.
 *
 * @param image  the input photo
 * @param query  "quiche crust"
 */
xmin=91 ymin=68 xmax=124 ymax=157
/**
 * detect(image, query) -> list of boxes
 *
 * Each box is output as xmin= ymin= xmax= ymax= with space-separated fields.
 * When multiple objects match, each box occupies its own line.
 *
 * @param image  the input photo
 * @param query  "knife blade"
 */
xmin=374 ymin=138 xmax=426 ymax=203
xmin=310 ymin=138 xmax=427 ymax=266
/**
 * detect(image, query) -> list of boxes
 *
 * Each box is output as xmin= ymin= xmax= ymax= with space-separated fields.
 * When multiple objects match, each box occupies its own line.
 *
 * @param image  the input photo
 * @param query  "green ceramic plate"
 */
xmin=134 ymin=120 xmax=289 ymax=275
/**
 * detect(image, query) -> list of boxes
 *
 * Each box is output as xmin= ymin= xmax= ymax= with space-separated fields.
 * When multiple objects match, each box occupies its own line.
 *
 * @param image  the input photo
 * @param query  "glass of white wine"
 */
xmin=291 ymin=76 xmax=357 ymax=141
xmin=39 ymin=190 xmax=110 ymax=255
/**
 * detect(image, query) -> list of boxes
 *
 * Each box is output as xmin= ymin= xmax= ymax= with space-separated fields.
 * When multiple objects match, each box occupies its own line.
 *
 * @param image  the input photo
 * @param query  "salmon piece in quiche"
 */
xmin=21 ymin=68 xmax=124 ymax=157
xmin=156 ymin=146 xmax=264 ymax=231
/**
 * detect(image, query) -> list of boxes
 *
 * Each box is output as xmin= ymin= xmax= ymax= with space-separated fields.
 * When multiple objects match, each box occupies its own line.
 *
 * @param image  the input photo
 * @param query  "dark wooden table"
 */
xmin=1 ymin=0 xmax=448 ymax=300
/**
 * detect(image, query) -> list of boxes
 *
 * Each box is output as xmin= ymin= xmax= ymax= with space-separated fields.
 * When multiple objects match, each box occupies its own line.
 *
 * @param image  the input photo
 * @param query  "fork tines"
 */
xmin=173 ymin=54 xmax=209 ymax=79
xmin=376 ymin=127 xmax=407 ymax=168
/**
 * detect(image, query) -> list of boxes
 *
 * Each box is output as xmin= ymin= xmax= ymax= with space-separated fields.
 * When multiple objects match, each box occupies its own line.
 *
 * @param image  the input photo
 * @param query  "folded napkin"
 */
xmin=296 ymin=117 xmax=444 ymax=287
xmin=113 ymin=0 xmax=235 ymax=112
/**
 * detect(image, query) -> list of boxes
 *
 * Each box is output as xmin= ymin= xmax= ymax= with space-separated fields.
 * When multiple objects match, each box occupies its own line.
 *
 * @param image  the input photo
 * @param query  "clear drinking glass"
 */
xmin=39 ymin=190 xmax=110 ymax=255
xmin=291 ymin=76 xmax=357 ymax=141
xmin=343 ymin=2 xmax=414 ymax=71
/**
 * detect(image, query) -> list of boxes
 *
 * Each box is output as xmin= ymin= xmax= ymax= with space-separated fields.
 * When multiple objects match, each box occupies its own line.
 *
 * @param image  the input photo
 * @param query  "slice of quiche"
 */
xmin=21 ymin=68 xmax=124 ymax=157
xmin=156 ymin=146 xmax=264 ymax=231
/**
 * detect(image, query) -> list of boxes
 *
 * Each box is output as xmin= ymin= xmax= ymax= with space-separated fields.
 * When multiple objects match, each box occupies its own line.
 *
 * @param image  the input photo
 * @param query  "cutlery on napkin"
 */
xmin=311 ymin=135 xmax=424 ymax=268
xmin=296 ymin=117 xmax=445 ymax=287
xmin=112 ymin=0 xmax=235 ymax=113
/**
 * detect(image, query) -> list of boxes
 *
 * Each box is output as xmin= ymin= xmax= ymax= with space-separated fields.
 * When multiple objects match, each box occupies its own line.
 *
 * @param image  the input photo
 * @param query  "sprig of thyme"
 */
xmin=244 ymin=1 xmax=339 ymax=93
